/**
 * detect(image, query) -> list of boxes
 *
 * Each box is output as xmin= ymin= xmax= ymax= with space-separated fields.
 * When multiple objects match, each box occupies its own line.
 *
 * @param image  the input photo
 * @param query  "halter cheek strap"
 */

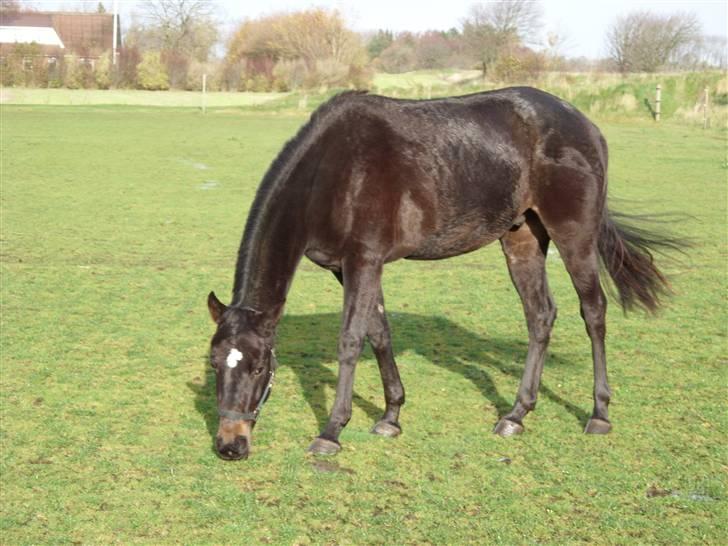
xmin=218 ymin=408 xmax=259 ymax=421
xmin=218 ymin=351 xmax=277 ymax=422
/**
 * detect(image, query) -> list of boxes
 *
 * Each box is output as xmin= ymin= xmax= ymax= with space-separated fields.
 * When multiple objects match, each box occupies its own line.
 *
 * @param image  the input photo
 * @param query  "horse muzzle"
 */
xmin=216 ymin=418 xmax=252 ymax=460
xmin=216 ymin=434 xmax=249 ymax=460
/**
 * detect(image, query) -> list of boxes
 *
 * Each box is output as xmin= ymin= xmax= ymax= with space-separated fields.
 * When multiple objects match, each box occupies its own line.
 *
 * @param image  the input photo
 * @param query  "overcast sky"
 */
xmin=28 ymin=0 xmax=728 ymax=59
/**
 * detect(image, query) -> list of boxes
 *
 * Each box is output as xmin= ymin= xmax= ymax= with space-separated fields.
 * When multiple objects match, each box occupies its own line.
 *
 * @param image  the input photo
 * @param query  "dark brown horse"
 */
xmin=207 ymin=87 xmax=677 ymax=460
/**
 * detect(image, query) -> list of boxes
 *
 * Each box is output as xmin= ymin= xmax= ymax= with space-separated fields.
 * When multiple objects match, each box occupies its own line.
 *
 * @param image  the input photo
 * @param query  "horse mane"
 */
xmin=232 ymin=91 xmax=368 ymax=301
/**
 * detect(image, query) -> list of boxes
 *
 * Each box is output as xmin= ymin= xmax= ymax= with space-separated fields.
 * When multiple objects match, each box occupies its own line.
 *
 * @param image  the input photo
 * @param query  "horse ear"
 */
xmin=207 ymin=291 xmax=227 ymax=324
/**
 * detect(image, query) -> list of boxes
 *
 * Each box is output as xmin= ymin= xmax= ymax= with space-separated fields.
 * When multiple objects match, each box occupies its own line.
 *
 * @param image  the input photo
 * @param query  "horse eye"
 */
xmin=253 ymin=367 xmax=264 ymax=376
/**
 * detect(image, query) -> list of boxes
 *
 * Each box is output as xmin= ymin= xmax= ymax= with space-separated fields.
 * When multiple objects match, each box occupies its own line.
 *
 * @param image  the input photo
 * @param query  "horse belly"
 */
xmin=406 ymin=213 xmax=513 ymax=260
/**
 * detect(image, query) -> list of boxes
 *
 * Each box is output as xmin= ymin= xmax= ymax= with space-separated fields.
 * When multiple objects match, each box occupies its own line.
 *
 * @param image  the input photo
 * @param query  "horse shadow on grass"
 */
xmin=188 ymin=312 xmax=591 ymax=444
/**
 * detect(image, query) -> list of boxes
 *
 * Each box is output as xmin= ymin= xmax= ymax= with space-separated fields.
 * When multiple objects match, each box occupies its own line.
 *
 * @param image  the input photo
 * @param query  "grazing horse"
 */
xmin=207 ymin=87 xmax=676 ymax=460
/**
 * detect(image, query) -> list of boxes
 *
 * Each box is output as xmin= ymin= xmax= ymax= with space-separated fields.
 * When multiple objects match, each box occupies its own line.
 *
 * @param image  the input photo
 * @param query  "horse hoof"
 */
xmin=494 ymin=419 xmax=524 ymax=437
xmin=584 ymin=418 xmax=612 ymax=434
xmin=307 ymin=437 xmax=341 ymax=455
xmin=371 ymin=421 xmax=401 ymax=437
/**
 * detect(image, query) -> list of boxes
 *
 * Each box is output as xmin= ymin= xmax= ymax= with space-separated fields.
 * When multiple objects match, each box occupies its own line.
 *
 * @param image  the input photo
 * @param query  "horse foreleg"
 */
xmin=308 ymin=257 xmax=384 ymax=455
xmin=366 ymin=290 xmax=405 ymax=437
xmin=331 ymin=271 xmax=405 ymax=438
xmin=494 ymin=213 xmax=557 ymax=436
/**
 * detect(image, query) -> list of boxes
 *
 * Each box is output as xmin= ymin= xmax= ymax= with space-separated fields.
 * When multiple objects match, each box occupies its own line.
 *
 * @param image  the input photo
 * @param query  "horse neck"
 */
xmin=231 ymin=179 xmax=309 ymax=313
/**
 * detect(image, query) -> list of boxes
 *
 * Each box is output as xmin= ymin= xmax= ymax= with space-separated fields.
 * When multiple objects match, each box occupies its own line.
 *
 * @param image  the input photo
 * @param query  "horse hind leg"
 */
xmin=494 ymin=211 xmax=557 ymax=436
xmin=535 ymin=174 xmax=612 ymax=434
xmin=550 ymin=231 xmax=612 ymax=433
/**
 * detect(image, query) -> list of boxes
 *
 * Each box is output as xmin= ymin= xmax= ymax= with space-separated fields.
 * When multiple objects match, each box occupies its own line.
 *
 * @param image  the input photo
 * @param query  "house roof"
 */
xmin=0 ymin=25 xmax=65 ymax=48
xmin=0 ymin=11 xmax=119 ymax=56
xmin=0 ymin=12 xmax=53 ymax=27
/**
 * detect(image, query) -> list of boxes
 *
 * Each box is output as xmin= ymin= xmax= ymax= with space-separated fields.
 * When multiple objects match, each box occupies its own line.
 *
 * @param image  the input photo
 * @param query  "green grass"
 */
xmin=372 ymin=69 xmax=483 ymax=90
xmin=5 ymin=69 xmax=726 ymax=127
xmin=0 ymin=87 xmax=286 ymax=107
xmin=1 ymin=103 xmax=726 ymax=544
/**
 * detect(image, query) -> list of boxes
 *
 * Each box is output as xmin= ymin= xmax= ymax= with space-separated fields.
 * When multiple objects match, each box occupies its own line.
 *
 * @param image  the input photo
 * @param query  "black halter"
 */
xmin=218 ymin=351 xmax=278 ymax=422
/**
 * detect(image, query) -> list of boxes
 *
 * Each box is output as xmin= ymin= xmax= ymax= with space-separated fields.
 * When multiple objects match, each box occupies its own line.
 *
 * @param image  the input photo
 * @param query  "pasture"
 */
xmin=1 ymin=99 xmax=726 ymax=544
xmin=0 ymin=87 xmax=286 ymax=107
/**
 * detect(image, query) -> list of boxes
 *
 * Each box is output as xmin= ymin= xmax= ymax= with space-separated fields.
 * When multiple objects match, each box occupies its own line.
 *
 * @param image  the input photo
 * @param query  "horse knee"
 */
xmin=338 ymin=332 xmax=364 ymax=363
xmin=368 ymin=327 xmax=391 ymax=351
xmin=532 ymin=301 xmax=557 ymax=343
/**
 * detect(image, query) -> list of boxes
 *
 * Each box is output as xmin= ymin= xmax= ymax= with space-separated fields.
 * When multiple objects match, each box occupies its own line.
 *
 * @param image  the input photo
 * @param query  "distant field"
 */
xmin=0 ymin=87 xmax=286 ymax=107
xmin=372 ymin=69 xmax=482 ymax=90
xmin=1 ymin=104 xmax=726 ymax=544
xmin=3 ymin=69 xmax=725 ymax=129
xmin=374 ymin=70 xmax=728 ymax=128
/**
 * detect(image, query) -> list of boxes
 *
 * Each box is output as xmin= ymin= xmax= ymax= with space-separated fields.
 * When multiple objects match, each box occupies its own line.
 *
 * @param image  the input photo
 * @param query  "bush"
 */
xmin=1 ymin=43 xmax=48 ymax=87
xmin=347 ymin=63 xmax=373 ymax=90
xmin=185 ymin=60 xmax=219 ymax=91
xmin=162 ymin=50 xmax=189 ymax=89
xmin=272 ymin=59 xmax=308 ymax=91
xmin=0 ymin=56 xmax=22 ymax=86
xmin=63 ymin=55 xmax=84 ymax=89
xmin=47 ymin=58 xmax=63 ymax=88
xmin=378 ymin=42 xmax=417 ymax=73
xmin=309 ymin=58 xmax=349 ymax=87
xmin=248 ymin=74 xmax=270 ymax=92
xmin=219 ymin=60 xmax=245 ymax=91
xmin=493 ymin=49 xmax=546 ymax=82
xmin=94 ymin=51 xmax=111 ymax=89
xmin=115 ymin=47 xmax=141 ymax=88
xmin=136 ymin=52 xmax=169 ymax=90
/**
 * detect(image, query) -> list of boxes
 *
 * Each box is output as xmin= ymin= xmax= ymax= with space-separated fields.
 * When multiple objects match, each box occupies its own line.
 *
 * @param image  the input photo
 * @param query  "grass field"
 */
xmin=372 ymin=69 xmax=483 ymax=91
xmin=1 ymin=99 xmax=726 ymax=544
xmin=0 ymin=87 xmax=286 ymax=107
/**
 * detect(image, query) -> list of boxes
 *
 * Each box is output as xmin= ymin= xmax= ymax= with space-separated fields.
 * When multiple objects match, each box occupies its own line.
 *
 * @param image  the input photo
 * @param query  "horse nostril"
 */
xmin=233 ymin=434 xmax=248 ymax=450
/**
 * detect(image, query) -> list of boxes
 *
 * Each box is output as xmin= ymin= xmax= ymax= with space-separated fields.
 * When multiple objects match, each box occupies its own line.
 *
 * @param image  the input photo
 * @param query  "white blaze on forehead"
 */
xmin=226 ymin=348 xmax=243 ymax=368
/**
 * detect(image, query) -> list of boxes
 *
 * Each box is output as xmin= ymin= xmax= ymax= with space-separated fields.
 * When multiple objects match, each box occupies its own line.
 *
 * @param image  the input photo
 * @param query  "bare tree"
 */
xmin=606 ymin=11 xmax=701 ymax=72
xmin=139 ymin=0 xmax=218 ymax=61
xmin=0 ymin=0 xmax=25 ymax=14
xmin=461 ymin=1 xmax=543 ymax=76
xmin=699 ymin=35 xmax=728 ymax=69
xmin=484 ymin=0 xmax=543 ymax=45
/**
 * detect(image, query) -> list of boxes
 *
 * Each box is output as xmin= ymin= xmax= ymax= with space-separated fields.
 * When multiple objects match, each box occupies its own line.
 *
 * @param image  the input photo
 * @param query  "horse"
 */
xmin=206 ymin=87 xmax=678 ymax=460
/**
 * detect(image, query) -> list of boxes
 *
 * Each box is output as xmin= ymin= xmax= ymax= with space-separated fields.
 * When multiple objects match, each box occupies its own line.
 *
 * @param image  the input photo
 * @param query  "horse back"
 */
xmin=303 ymin=88 xmax=605 ymax=265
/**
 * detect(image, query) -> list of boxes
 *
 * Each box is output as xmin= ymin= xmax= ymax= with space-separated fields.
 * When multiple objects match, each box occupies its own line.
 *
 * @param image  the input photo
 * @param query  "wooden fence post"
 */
xmin=202 ymin=73 xmax=207 ymax=114
xmin=655 ymin=84 xmax=661 ymax=122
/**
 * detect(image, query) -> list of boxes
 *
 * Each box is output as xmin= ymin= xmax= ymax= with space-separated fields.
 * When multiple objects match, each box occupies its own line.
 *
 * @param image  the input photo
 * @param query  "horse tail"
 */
xmin=597 ymin=208 xmax=684 ymax=313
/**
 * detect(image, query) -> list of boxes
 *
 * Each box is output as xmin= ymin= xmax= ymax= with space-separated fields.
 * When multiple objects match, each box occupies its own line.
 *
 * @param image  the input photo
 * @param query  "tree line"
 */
xmin=1 ymin=0 xmax=725 ymax=91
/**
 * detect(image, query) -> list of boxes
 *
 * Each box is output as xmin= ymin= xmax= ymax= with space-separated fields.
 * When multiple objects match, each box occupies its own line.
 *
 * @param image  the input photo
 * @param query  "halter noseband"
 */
xmin=218 ymin=350 xmax=277 ymax=422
